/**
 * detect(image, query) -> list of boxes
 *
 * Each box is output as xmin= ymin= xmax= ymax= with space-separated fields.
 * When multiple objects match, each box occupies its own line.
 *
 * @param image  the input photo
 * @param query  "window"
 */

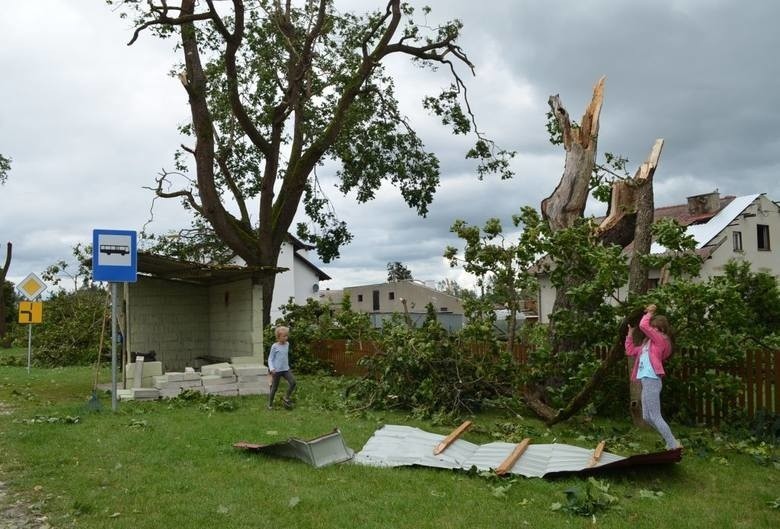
xmin=357 ymin=294 xmax=363 ymax=302
xmin=439 ymin=307 xmax=448 ymax=312
xmin=733 ymin=231 xmax=743 ymax=252
xmin=757 ymin=224 xmax=771 ymax=250
xmin=372 ymin=290 xmax=380 ymax=311
xmin=388 ymin=292 xmax=395 ymax=300
xmin=646 ymin=278 xmax=660 ymax=290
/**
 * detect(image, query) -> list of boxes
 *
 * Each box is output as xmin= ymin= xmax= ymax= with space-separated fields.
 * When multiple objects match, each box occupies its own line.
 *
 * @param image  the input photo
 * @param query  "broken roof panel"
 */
xmin=234 ymin=428 xmax=354 ymax=468
xmin=354 ymin=425 xmax=678 ymax=478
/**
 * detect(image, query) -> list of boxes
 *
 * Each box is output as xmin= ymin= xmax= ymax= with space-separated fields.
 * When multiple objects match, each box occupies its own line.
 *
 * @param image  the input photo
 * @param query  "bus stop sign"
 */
xmin=92 ymin=229 xmax=138 ymax=283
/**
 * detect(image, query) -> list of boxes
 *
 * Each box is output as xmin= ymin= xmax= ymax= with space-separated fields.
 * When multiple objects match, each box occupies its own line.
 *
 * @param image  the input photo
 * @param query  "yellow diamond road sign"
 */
xmin=18 ymin=273 xmax=47 ymax=301
xmin=19 ymin=301 xmax=43 ymax=324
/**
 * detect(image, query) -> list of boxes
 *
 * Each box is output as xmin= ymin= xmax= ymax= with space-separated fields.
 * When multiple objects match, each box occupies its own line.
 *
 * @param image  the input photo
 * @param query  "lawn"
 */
xmin=0 ymin=356 xmax=778 ymax=529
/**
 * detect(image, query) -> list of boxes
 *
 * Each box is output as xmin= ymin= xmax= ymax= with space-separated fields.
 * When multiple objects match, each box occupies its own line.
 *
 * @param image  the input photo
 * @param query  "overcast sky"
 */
xmin=2 ymin=0 xmax=779 ymax=293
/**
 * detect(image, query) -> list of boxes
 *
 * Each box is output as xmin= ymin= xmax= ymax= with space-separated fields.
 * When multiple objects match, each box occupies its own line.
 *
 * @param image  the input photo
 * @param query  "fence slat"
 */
xmin=775 ymin=350 xmax=780 ymax=415
xmin=763 ymin=349 xmax=772 ymax=414
xmin=746 ymin=350 xmax=755 ymax=418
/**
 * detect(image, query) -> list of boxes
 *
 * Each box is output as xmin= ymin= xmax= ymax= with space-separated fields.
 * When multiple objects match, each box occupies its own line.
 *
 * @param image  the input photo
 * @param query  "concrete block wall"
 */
xmin=127 ymin=277 xmax=210 ymax=371
xmin=208 ymin=279 xmax=256 ymax=360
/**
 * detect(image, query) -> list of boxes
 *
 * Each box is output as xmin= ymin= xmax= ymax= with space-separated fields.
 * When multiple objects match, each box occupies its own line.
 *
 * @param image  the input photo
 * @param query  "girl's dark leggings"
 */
xmin=269 ymin=370 xmax=297 ymax=404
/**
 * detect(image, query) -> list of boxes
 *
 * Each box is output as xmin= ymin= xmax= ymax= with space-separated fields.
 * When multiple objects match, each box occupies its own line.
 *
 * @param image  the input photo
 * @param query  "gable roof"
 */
xmin=651 ymin=193 xmax=761 ymax=254
xmin=651 ymin=195 xmax=737 ymax=227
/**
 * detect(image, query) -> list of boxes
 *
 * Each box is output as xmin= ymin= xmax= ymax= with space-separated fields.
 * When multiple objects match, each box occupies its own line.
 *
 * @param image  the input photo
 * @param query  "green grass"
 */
xmin=0 ymin=360 xmax=778 ymax=529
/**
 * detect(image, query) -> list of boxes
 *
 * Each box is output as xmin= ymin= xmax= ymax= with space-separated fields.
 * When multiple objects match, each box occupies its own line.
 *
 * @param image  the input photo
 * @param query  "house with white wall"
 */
xmin=118 ymin=235 xmax=330 ymax=372
xmin=535 ymin=191 xmax=780 ymax=323
xmin=321 ymin=279 xmax=465 ymax=331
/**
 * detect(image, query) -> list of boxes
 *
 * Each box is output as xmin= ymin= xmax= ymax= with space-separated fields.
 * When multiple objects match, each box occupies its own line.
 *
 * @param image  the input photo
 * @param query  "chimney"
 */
xmin=686 ymin=190 xmax=720 ymax=215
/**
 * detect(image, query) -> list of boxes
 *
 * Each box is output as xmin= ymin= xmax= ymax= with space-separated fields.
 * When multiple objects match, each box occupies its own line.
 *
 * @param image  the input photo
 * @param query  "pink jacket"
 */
xmin=625 ymin=312 xmax=671 ymax=381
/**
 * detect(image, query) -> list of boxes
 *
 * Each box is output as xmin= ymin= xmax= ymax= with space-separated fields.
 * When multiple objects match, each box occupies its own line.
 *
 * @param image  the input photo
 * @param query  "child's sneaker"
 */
xmin=267 ymin=404 xmax=273 ymax=410
xmin=283 ymin=397 xmax=293 ymax=409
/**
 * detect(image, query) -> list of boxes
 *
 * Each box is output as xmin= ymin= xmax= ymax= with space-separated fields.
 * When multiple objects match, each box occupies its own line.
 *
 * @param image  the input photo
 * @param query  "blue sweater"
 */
xmin=268 ymin=342 xmax=290 ymax=372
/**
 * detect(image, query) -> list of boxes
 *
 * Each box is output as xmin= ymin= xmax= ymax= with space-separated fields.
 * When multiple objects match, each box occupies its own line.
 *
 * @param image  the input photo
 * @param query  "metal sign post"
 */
xmin=111 ymin=283 xmax=118 ymax=411
xmin=27 ymin=324 xmax=32 ymax=374
xmin=92 ymin=229 xmax=138 ymax=412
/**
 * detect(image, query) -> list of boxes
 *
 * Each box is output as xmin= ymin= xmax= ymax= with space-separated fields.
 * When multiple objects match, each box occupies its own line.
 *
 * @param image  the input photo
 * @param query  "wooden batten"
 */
xmin=496 ymin=438 xmax=532 ymax=476
xmin=587 ymin=440 xmax=607 ymax=468
xmin=433 ymin=420 xmax=473 ymax=455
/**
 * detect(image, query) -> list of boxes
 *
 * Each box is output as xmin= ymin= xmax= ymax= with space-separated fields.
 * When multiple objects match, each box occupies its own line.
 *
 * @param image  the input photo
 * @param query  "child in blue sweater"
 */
xmin=267 ymin=326 xmax=297 ymax=409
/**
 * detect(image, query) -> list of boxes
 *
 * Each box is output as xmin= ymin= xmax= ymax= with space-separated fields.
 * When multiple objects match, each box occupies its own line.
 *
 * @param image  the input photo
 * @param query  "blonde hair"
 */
xmin=275 ymin=326 xmax=289 ymax=338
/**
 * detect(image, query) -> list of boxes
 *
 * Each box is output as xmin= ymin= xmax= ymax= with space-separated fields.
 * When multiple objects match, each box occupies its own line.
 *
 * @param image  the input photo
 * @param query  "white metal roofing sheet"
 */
xmin=353 ymin=425 xmax=626 ymax=478
xmin=651 ymin=194 xmax=760 ymax=254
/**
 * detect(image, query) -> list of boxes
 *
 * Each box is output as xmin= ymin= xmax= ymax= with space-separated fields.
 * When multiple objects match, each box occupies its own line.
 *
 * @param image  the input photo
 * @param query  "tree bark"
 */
xmin=0 ymin=242 xmax=12 ymax=345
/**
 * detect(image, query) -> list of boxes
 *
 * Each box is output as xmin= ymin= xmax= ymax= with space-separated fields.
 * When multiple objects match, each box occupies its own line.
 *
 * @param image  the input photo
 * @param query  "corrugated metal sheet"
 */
xmin=354 ymin=425 xmax=675 ymax=478
xmin=234 ymin=428 xmax=354 ymax=468
xmin=235 ymin=424 xmax=682 ymax=477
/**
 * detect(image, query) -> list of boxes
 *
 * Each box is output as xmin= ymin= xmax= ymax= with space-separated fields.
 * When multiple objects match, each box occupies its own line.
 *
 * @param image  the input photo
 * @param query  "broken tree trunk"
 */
xmin=541 ymin=76 xmax=605 ymax=232
xmin=624 ymin=139 xmax=663 ymax=425
xmin=542 ymin=77 xmax=605 ymax=353
xmin=0 ymin=242 xmax=12 ymax=346
xmin=522 ymin=76 xmax=666 ymax=425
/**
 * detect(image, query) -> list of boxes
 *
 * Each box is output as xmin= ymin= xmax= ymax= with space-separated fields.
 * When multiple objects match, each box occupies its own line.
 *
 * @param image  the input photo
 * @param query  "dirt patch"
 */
xmin=0 ymin=398 xmax=53 ymax=528
xmin=0 ymin=481 xmax=53 ymax=529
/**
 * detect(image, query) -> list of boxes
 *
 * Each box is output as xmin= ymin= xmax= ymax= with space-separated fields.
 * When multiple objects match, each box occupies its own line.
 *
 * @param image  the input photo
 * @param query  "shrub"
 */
xmin=13 ymin=287 xmax=108 ymax=366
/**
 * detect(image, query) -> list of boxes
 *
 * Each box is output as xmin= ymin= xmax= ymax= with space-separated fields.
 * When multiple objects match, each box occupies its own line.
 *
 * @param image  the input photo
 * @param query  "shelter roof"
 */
xmin=136 ymin=252 xmax=260 ymax=285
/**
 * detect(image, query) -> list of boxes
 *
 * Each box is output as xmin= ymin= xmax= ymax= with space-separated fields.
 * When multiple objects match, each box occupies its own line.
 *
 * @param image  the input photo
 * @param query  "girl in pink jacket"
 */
xmin=625 ymin=304 xmax=681 ymax=450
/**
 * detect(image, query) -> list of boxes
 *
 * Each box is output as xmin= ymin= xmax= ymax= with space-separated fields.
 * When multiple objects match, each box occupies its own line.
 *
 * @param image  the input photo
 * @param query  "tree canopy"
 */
xmin=114 ymin=0 xmax=512 ymax=324
xmin=386 ymin=261 xmax=412 ymax=282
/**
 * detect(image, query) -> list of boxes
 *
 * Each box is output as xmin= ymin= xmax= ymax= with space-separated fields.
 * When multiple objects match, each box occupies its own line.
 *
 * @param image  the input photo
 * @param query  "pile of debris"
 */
xmin=117 ymin=357 xmax=269 ymax=401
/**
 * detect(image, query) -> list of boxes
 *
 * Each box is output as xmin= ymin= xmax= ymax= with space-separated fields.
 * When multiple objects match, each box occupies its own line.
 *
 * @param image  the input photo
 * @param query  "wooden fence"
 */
xmin=311 ymin=339 xmax=779 ymax=424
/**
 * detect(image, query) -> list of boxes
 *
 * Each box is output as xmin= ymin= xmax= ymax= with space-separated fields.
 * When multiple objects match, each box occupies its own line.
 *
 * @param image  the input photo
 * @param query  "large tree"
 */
xmin=116 ymin=0 xmax=512 ymax=325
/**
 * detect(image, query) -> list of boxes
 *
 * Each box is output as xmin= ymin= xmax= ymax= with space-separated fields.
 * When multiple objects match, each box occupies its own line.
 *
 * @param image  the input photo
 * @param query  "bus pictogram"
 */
xmin=99 ymin=244 xmax=130 ymax=256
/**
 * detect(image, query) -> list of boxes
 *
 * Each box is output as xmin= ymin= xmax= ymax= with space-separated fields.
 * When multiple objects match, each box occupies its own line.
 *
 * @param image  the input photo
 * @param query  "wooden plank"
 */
xmin=755 ymin=349 xmax=764 ymax=412
xmin=587 ymin=440 xmax=607 ymax=468
xmin=496 ymin=438 xmax=532 ymax=476
xmin=746 ymin=350 xmax=755 ymax=418
xmin=764 ymin=349 xmax=773 ymax=413
xmin=433 ymin=421 xmax=473 ymax=455
xmin=737 ymin=352 xmax=745 ymax=411
xmin=774 ymin=350 xmax=780 ymax=414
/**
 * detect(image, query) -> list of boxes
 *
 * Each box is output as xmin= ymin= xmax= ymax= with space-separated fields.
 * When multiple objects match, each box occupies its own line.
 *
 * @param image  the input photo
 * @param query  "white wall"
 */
xmin=700 ymin=195 xmax=780 ymax=279
xmin=270 ymin=241 xmax=295 ymax=323
xmin=270 ymin=242 xmax=323 ymax=323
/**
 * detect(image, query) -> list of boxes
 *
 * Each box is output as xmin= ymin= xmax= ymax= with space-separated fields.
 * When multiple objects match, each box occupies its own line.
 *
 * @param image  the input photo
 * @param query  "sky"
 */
xmin=2 ymin=0 xmax=779 ymax=293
